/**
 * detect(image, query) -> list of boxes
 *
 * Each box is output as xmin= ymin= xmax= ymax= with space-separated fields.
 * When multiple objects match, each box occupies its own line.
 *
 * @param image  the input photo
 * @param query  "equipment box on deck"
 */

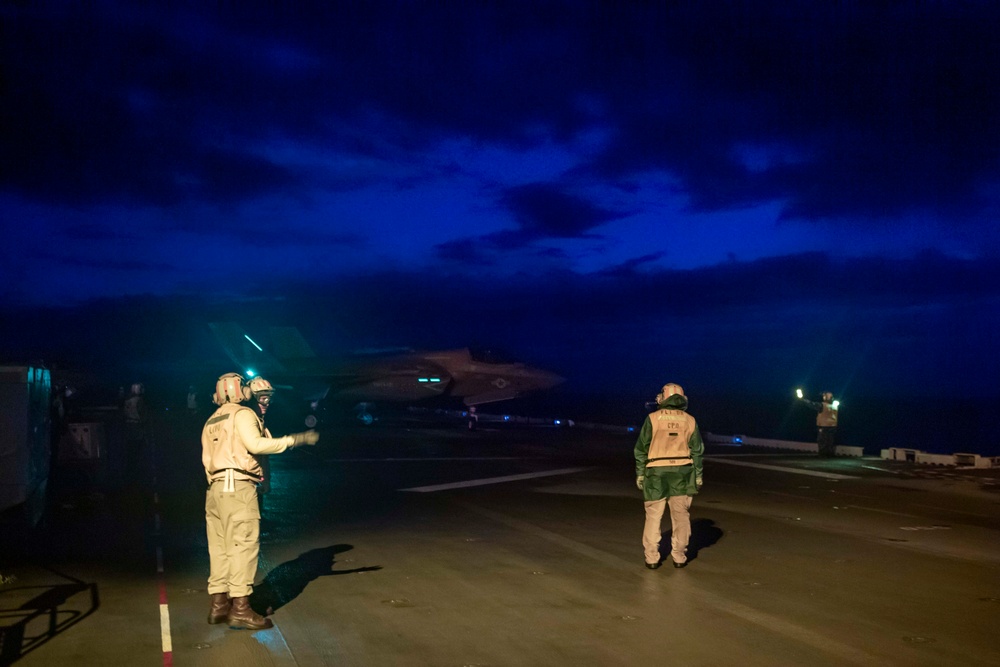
xmin=61 ymin=422 xmax=105 ymax=460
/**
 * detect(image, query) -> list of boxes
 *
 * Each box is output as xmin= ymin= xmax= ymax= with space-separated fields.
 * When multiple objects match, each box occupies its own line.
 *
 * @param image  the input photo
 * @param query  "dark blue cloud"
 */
xmin=433 ymin=183 xmax=624 ymax=264
xmin=499 ymin=183 xmax=624 ymax=239
xmin=6 ymin=1 xmax=1000 ymax=222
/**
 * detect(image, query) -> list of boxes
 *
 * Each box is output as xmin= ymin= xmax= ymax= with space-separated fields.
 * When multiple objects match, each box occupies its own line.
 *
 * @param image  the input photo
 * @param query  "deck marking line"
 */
xmin=909 ymin=503 xmax=993 ymax=519
xmin=334 ymin=456 xmax=539 ymax=462
xmin=705 ymin=457 xmax=857 ymax=480
xmin=703 ymin=453 xmax=804 ymax=458
xmin=152 ymin=440 xmax=173 ymax=666
xmin=860 ymin=465 xmax=901 ymax=474
xmin=843 ymin=505 xmax=923 ymax=519
xmin=400 ymin=467 xmax=591 ymax=492
xmin=159 ymin=603 xmax=172 ymax=652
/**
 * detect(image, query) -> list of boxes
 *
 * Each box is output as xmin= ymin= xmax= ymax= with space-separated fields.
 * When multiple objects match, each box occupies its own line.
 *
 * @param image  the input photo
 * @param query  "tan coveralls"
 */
xmin=811 ymin=400 xmax=839 ymax=456
xmin=201 ymin=402 xmax=297 ymax=597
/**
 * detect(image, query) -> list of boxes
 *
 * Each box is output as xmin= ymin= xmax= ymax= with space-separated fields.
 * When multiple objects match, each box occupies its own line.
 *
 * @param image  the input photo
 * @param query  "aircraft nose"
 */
xmin=538 ymin=370 xmax=566 ymax=389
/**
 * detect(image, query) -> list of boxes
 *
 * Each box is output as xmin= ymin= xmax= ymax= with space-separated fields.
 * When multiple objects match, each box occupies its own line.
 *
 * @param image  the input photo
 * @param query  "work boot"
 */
xmin=207 ymin=593 xmax=230 ymax=624
xmin=227 ymin=596 xmax=273 ymax=630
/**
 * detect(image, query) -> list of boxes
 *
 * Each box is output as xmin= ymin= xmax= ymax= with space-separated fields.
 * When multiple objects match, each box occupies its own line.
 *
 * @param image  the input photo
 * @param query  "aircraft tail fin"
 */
xmin=208 ymin=322 xmax=288 ymax=376
xmin=268 ymin=326 xmax=317 ymax=360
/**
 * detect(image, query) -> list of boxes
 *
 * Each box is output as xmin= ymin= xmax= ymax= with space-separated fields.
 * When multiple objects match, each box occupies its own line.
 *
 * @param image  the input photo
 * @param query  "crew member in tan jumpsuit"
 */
xmin=202 ymin=372 xmax=319 ymax=630
xmin=800 ymin=391 xmax=839 ymax=457
xmin=634 ymin=383 xmax=704 ymax=569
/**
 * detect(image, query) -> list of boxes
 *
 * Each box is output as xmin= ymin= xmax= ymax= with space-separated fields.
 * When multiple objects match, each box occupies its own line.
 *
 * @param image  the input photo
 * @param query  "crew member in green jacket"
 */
xmin=634 ymin=383 xmax=704 ymax=569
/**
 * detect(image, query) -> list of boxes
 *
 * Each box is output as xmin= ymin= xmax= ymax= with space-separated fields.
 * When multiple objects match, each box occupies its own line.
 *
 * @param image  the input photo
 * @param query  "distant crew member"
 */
xmin=247 ymin=376 xmax=275 ymax=513
xmin=634 ymin=383 xmax=704 ymax=569
xmin=202 ymin=372 xmax=319 ymax=630
xmin=123 ymin=382 xmax=150 ymax=482
xmin=467 ymin=405 xmax=479 ymax=431
xmin=187 ymin=385 xmax=199 ymax=415
xmin=50 ymin=383 xmax=68 ymax=466
xmin=799 ymin=390 xmax=839 ymax=457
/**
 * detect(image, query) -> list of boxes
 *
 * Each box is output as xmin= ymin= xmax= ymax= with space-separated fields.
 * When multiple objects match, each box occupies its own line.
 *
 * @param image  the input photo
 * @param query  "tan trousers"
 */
xmin=643 ymin=495 xmax=693 ymax=565
xmin=206 ymin=480 xmax=261 ymax=597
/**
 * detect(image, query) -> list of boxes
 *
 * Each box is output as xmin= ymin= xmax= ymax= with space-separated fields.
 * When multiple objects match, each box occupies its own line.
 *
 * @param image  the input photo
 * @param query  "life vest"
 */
xmin=645 ymin=408 xmax=696 ymax=467
xmin=201 ymin=403 xmax=265 ymax=484
xmin=817 ymin=402 xmax=838 ymax=428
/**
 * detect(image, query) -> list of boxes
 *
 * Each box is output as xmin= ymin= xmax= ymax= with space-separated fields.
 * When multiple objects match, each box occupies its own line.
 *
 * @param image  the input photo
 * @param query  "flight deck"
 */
xmin=2 ymin=411 xmax=998 ymax=666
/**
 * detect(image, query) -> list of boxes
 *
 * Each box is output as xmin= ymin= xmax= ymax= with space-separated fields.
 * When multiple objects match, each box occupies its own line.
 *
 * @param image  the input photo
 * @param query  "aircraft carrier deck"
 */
xmin=2 ymin=410 xmax=999 ymax=666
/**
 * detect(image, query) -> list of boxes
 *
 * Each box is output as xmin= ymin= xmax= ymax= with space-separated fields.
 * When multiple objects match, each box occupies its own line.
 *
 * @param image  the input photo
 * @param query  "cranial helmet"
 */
xmin=130 ymin=383 xmax=145 ymax=396
xmin=213 ymin=373 xmax=251 ymax=405
xmin=656 ymin=383 xmax=684 ymax=403
xmin=248 ymin=377 xmax=274 ymax=396
xmin=822 ymin=391 xmax=833 ymax=402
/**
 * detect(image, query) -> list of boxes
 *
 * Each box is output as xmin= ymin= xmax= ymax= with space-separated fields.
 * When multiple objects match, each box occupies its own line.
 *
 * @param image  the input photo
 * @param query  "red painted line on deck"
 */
xmin=151 ymin=440 xmax=174 ymax=666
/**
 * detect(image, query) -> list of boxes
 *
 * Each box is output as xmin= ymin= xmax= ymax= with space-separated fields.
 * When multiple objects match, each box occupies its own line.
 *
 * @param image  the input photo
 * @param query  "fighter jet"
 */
xmin=208 ymin=322 xmax=565 ymax=424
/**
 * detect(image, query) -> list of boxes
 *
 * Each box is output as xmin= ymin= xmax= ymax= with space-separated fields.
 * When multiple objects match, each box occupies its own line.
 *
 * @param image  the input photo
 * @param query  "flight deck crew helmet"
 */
xmin=130 ymin=383 xmax=145 ymax=395
xmin=822 ymin=391 xmax=833 ymax=402
xmin=655 ymin=383 xmax=684 ymax=404
xmin=213 ymin=372 xmax=252 ymax=405
xmin=248 ymin=377 xmax=274 ymax=405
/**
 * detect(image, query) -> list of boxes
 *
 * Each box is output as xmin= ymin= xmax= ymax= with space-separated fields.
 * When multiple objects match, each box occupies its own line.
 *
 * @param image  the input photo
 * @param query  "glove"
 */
xmin=291 ymin=430 xmax=320 ymax=447
xmin=696 ymin=475 xmax=703 ymax=489
xmin=636 ymin=475 xmax=644 ymax=491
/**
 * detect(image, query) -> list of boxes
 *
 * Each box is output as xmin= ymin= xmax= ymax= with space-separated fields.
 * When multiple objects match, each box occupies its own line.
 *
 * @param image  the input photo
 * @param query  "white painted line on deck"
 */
xmin=860 ymin=465 xmax=901 ymax=474
xmin=399 ymin=467 xmax=592 ymax=492
xmin=702 ymin=452 xmax=805 ymax=458
xmin=909 ymin=504 xmax=994 ymax=519
xmin=705 ymin=457 xmax=857 ymax=480
xmin=842 ymin=505 xmax=924 ymax=519
xmin=159 ymin=603 xmax=172 ymax=653
xmin=333 ymin=456 xmax=540 ymax=462
xmin=152 ymin=441 xmax=173 ymax=667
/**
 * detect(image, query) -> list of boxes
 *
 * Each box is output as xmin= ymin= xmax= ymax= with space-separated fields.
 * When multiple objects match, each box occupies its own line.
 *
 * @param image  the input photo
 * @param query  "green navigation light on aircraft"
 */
xmin=246 ymin=369 xmax=256 ymax=378
xmin=796 ymin=388 xmax=803 ymax=399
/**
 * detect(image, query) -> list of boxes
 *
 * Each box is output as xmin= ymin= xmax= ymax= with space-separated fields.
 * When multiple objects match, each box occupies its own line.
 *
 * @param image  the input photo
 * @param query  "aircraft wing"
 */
xmin=462 ymin=389 xmax=523 ymax=406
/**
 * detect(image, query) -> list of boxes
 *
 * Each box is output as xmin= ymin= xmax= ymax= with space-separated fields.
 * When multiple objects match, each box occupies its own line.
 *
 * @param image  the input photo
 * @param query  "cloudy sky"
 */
xmin=3 ymin=2 xmax=1000 ymax=435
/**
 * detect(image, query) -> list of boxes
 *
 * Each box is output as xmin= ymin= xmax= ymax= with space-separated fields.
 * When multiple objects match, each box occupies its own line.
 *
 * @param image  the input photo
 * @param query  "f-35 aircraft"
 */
xmin=208 ymin=322 xmax=565 ymax=425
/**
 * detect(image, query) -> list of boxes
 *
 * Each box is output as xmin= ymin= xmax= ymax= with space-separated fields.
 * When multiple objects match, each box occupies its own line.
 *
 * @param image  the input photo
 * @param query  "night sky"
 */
xmin=3 ymin=2 xmax=1000 ymax=450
